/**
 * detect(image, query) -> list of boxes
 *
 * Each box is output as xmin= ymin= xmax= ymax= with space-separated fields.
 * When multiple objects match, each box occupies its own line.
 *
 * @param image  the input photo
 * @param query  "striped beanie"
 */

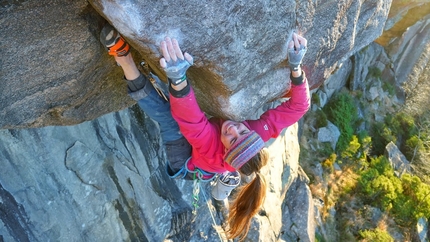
xmin=224 ymin=131 xmax=265 ymax=169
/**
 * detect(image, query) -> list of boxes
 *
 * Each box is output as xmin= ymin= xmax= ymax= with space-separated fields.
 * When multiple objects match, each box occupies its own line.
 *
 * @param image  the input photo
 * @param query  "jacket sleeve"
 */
xmin=169 ymin=87 xmax=223 ymax=158
xmin=246 ymin=77 xmax=310 ymax=141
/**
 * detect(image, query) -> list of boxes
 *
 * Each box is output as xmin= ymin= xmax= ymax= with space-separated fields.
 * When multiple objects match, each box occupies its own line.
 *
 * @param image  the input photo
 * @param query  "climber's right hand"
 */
xmin=160 ymin=37 xmax=193 ymax=86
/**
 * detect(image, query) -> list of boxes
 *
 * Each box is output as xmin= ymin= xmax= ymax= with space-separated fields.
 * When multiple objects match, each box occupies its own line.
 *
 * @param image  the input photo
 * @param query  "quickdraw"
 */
xmin=192 ymin=178 xmax=200 ymax=215
xmin=140 ymin=61 xmax=168 ymax=101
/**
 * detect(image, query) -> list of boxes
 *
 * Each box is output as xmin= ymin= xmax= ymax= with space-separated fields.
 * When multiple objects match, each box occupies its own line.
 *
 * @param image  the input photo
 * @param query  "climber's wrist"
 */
xmin=170 ymin=78 xmax=188 ymax=91
xmin=169 ymin=74 xmax=187 ymax=86
xmin=169 ymin=74 xmax=188 ymax=90
xmin=291 ymin=66 xmax=302 ymax=78
xmin=169 ymin=77 xmax=191 ymax=98
xmin=290 ymin=69 xmax=305 ymax=85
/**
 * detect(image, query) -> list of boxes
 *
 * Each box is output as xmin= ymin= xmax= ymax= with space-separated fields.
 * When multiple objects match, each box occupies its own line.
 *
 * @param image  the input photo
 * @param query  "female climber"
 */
xmin=159 ymin=33 xmax=310 ymax=240
xmin=101 ymin=23 xmax=310 ymax=240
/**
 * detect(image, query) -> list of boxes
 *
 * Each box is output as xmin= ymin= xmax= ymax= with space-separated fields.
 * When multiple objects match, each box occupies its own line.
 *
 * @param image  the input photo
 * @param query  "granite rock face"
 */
xmin=0 ymin=106 xmax=311 ymax=241
xmin=0 ymin=107 xmax=187 ymax=241
xmin=1 ymin=1 xmax=135 ymax=129
xmin=88 ymin=0 xmax=391 ymax=121
xmin=1 ymin=0 xmax=392 ymax=128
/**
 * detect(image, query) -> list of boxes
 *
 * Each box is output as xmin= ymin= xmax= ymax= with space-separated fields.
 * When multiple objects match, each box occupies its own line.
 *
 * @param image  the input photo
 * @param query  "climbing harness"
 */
xmin=187 ymin=161 xmax=217 ymax=182
xmin=168 ymin=157 xmax=217 ymax=181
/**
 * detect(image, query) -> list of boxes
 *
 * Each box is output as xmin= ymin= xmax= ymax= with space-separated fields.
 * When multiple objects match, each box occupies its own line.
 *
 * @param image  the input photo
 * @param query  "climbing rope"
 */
xmin=192 ymin=177 xmax=225 ymax=242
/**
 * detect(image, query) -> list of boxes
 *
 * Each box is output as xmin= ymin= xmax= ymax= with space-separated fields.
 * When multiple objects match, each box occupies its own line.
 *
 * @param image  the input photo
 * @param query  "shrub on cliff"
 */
xmin=324 ymin=92 xmax=358 ymax=152
xmin=358 ymin=156 xmax=430 ymax=226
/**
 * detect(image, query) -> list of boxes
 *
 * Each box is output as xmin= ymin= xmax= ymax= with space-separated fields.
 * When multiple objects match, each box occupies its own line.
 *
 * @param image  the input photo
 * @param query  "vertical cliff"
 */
xmin=0 ymin=0 xmax=402 ymax=241
xmin=0 ymin=106 xmax=311 ymax=241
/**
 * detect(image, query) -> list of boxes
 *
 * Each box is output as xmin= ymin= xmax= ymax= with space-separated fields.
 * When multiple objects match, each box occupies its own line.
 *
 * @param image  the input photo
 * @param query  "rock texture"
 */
xmin=1 ymin=0 xmax=392 ymax=128
xmin=0 ymin=106 xmax=309 ymax=241
xmin=1 ymin=1 xmax=135 ymax=129
xmin=376 ymin=0 xmax=430 ymax=115
xmin=385 ymin=141 xmax=411 ymax=178
xmin=303 ymin=1 xmax=430 ymax=240
xmin=3 ymin=0 xmax=429 ymax=241
xmin=0 ymin=107 xmax=183 ymax=241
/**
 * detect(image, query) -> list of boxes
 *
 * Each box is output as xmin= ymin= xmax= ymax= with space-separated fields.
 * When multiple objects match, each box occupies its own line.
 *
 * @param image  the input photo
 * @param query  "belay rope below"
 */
xmin=192 ymin=176 xmax=225 ymax=242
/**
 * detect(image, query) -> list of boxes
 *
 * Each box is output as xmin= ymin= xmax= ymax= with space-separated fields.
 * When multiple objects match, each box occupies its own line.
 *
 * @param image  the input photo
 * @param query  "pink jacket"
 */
xmin=170 ymin=79 xmax=310 ymax=174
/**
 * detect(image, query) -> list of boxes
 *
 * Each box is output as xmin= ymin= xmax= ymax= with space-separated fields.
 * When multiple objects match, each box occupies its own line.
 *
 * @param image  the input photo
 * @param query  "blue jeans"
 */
xmin=132 ymin=75 xmax=183 ymax=144
xmin=129 ymin=73 xmax=195 ymax=179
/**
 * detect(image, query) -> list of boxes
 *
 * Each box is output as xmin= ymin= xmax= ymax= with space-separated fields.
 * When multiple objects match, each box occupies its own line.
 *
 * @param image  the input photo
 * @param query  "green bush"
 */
xmin=319 ymin=142 xmax=335 ymax=160
xmin=358 ymin=131 xmax=372 ymax=158
xmin=382 ymin=82 xmax=395 ymax=96
xmin=369 ymin=155 xmax=392 ymax=175
xmin=404 ymin=135 xmax=423 ymax=160
xmin=324 ymin=93 xmax=357 ymax=152
xmin=392 ymin=174 xmax=430 ymax=224
xmin=371 ymin=112 xmax=420 ymax=158
xmin=312 ymin=92 xmax=321 ymax=106
xmin=322 ymin=153 xmax=337 ymax=171
xmin=315 ymin=233 xmax=326 ymax=242
xmin=358 ymin=156 xmax=430 ymax=226
xmin=341 ymin=135 xmax=361 ymax=160
xmin=359 ymin=157 xmax=402 ymax=210
xmin=315 ymin=108 xmax=328 ymax=128
xmin=367 ymin=67 xmax=382 ymax=79
xmin=359 ymin=228 xmax=393 ymax=242
xmin=370 ymin=122 xmax=388 ymax=155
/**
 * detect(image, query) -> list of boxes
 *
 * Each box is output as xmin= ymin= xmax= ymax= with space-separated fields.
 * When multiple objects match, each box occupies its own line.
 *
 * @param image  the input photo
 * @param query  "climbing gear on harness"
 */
xmin=211 ymin=171 xmax=241 ymax=201
xmin=192 ymin=179 xmax=200 ymax=215
xmin=166 ymin=157 xmax=217 ymax=181
xmin=100 ymin=23 xmax=130 ymax=57
xmin=187 ymin=159 xmax=217 ymax=182
xmin=167 ymin=157 xmax=216 ymax=182
xmin=166 ymin=159 xmax=194 ymax=180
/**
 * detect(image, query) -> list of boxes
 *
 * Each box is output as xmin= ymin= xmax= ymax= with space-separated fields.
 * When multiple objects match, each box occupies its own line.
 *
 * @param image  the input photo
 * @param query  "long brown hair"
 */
xmin=226 ymin=148 xmax=269 ymax=241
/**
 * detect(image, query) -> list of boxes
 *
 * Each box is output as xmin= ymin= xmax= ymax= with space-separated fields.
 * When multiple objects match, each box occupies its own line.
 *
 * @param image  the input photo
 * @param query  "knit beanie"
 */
xmin=224 ymin=131 xmax=265 ymax=169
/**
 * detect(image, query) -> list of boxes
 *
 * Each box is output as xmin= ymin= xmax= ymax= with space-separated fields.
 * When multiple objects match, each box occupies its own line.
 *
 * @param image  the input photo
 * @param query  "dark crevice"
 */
xmin=107 ymin=166 xmax=148 ymax=242
xmin=148 ymin=170 xmax=194 ymax=240
xmin=0 ymin=182 xmax=34 ymax=242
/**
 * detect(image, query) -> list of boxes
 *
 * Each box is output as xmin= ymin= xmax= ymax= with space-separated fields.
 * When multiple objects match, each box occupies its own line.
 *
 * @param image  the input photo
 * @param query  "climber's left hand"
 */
xmin=159 ymin=37 xmax=193 ymax=86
